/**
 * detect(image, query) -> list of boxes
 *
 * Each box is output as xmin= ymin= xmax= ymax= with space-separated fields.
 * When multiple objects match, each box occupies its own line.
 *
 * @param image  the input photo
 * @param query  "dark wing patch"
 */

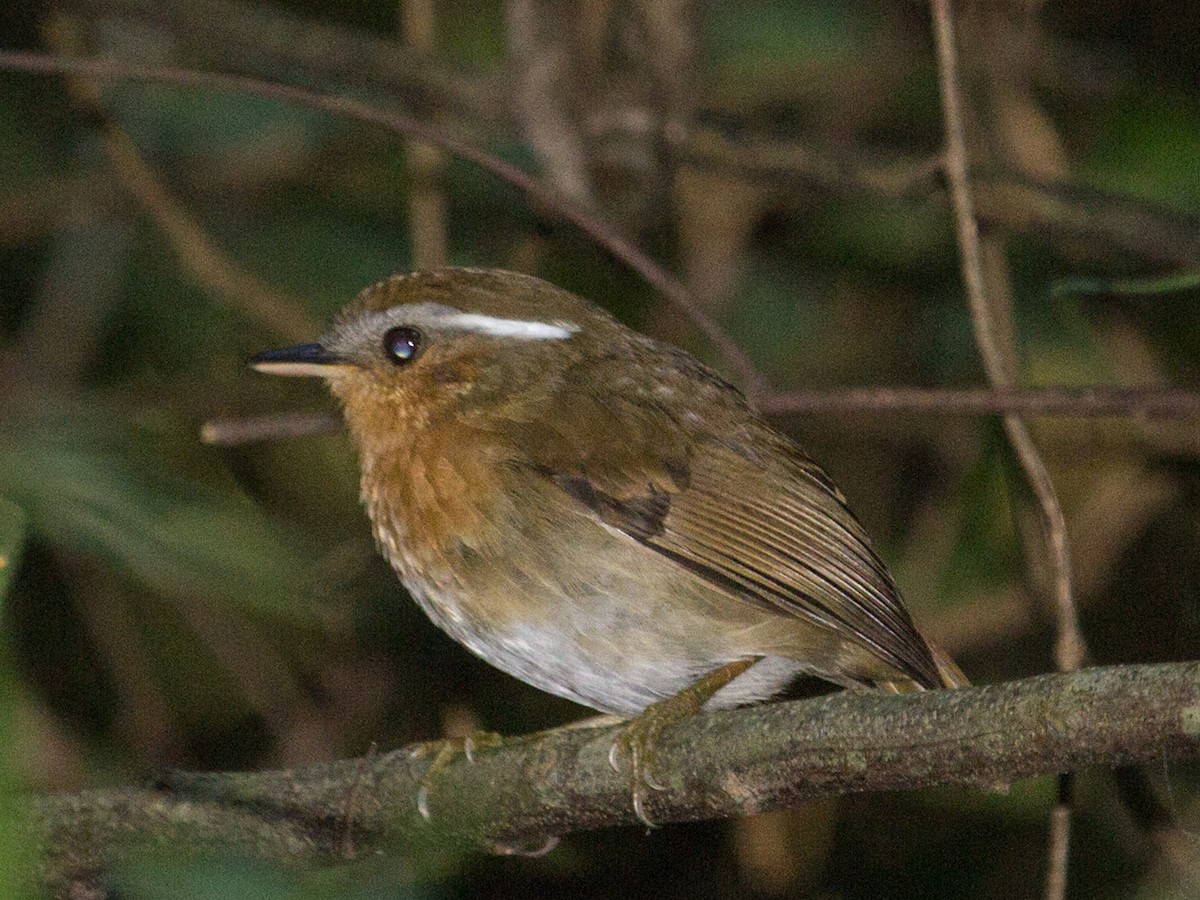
xmin=541 ymin=470 xmax=672 ymax=541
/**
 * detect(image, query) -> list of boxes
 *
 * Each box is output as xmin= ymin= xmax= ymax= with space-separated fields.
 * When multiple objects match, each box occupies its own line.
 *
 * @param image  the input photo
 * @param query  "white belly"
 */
xmin=401 ymin=573 xmax=807 ymax=717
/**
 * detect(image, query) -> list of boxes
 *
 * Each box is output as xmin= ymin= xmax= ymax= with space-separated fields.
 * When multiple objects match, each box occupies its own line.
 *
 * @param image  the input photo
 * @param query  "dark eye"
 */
xmin=382 ymin=326 xmax=421 ymax=365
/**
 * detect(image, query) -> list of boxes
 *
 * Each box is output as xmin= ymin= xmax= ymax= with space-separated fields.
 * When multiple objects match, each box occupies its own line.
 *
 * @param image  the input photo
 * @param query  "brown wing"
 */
xmin=518 ymin=356 xmax=942 ymax=688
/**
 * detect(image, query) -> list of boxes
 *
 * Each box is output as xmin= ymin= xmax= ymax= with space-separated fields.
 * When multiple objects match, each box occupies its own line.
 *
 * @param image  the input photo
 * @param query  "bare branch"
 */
xmin=43 ymin=17 xmax=320 ymax=342
xmin=203 ymin=385 xmax=1200 ymax=449
xmin=28 ymin=662 xmax=1200 ymax=897
xmin=930 ymin=0 xmax=1086 ymax=675
xmin=757 ymin=385 xmax=1200 ymax=419
xmin=0 ymin=49 xmax=766 ymax=396
xmin=55 ymin=0 xmax=1200 ymax=270
xmin=1045 ymin=775 xmax=1075 ymax=900
xmin=199 ymin=411 xmax=342 ymax=445
xmin=399 ymin=0 xmax=449 ymax=270
xmin=929 ymin=2 xmax=1086 ymax=897
xmin=57 ymin=0 xmax=508 ymax=128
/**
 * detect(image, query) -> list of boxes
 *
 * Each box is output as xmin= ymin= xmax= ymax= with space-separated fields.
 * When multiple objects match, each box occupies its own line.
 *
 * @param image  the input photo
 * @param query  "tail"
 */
xmin=878 ymin=640 xmax=969 ymax=693
xmin=928 ymin=640 xmax=969 ymax=688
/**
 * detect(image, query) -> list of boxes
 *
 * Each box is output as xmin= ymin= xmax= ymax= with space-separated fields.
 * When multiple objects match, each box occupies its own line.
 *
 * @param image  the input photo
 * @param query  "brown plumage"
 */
xmin=250 ymin=268 xmax=965 ymax=811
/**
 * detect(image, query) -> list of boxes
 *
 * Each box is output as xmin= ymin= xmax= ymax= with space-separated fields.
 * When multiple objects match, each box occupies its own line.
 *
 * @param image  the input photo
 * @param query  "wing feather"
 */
xmin=516 ymin=355 xmax=942 ymax=687
xmin=655 ymin=456 xmax=938 ymax=684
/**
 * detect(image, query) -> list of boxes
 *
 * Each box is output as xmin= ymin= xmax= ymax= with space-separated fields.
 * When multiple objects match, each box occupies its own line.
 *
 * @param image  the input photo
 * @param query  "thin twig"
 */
xmin=929 ymin=0 xmax=1087 ymax=673
xmin=689 ymin=131 xmax=1200 ymax=270
xmin=400 ymin=0 xmax=448 ymax=270
xmin=1046 ymin=775 xmax=1075 ymax=900
xmin=203 ymin=384 xmax=1200 ymax=448
xmin=43 ymin=18 xmax=319 ymax=342
xmin=100 ymin=124 xmax=320 ymax=342
xmin=757 ymin=385 xmax=1200 ymax=418
xmin=0 ymin=50 xmax=767 ymax=396
xmin=59 ymin=0 xmax=508 ymax=129
xmin=931 ymin=2 xmax=1005 ymax=383
xmin=57 ymin=0 xmax=1200 ymax=269
xmin=926 ymin=466 xmax=1177 ymax=659
xmin=929 ymin=3 xmax=1085 ymax=898
xmin=200 ymin=411 xmax=342 ymax=445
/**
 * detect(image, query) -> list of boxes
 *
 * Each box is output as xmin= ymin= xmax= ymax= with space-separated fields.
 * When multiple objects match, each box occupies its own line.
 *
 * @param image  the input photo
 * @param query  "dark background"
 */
xmin=1 ymin=0 xmax=1199 ymax=896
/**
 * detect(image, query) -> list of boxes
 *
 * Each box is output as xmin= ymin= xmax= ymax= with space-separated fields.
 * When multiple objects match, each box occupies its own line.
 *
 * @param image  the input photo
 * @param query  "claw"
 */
xmin=609 ymin=722 xmax=664 ymax=825
xmin=605 ymin=661 xmax=759 ymax=827
xmin=608 ymin=739 xmax=623 ymax=773
xmin=490 ymin=835 xmax=562 ymax=857
xmin=631 ymin=785 xmax=658 ymax=829
xmin=414 ymin=729 xmax=504 ymax=820
xmin=642 ymin=766 xmax=667 ymax=792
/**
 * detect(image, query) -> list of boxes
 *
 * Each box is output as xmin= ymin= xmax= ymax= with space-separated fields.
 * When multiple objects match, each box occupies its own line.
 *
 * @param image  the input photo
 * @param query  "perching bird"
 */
xmin=250 ymin=268 xmax=965 ymax=824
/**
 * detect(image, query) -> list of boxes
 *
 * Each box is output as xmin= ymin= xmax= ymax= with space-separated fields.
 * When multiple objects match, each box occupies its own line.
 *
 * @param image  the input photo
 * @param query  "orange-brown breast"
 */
xmin=356 ymin=407 xmax=514 ymax=579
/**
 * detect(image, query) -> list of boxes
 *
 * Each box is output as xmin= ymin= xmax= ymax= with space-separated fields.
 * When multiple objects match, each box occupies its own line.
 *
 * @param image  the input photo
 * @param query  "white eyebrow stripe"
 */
xmin=436 ymin=313 xmax=579 ymax=340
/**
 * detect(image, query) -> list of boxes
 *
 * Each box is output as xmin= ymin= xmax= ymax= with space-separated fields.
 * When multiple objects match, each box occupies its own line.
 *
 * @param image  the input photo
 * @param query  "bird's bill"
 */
xmin=248 ymin=343 xmax=349 ymax=377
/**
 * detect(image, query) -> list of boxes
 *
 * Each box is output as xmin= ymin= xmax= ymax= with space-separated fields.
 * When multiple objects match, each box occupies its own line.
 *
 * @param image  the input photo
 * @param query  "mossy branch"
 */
xmin=30 ymin=662 xmax=1200 ymax=896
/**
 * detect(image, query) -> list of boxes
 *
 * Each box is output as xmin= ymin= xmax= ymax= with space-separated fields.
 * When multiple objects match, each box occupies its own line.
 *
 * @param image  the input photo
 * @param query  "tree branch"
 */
xmin=756 ymin=385 xmax=1200 ymax=418
xmin=28 ymin=662 xmax=1200 ymax=896
xmin=58 ymin=0 xmax=508 ymax=127
xmin=199 ymin=410 xmax=342 ymax=445
xmin=929 ymin=3 xmax=1086 ymax=895
xmin=0 ymin=49 xmax=767 ymax=395
xmin=686 ymin=129 xmax=1200 ymax=269
xmin=56 ymin=0 xmax=1200 ymax=270
xmin=200 ymin=383 xmax=1200 ymax=447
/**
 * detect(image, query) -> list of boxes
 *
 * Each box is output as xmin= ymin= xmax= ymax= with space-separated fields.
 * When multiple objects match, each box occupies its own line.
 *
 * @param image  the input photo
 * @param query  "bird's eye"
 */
xmin=382 ymin=326 xmax=421 ymax=365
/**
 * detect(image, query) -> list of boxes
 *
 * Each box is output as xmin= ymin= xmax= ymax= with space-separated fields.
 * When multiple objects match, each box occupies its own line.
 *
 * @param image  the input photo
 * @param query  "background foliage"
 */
xmin=2 ymin=0 xmax=1200 ymax=896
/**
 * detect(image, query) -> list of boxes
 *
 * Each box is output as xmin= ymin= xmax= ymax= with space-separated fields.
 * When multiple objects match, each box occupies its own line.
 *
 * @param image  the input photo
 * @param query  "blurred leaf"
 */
xmin=1049 ymin=269 xmax=1200 ymax=299
xmin=438 ymin=0 xmax=507 ymax=65
xmin=115 ymin=853 xmax=445 ymax=900
xmin=0 ymin=80 xmax=66 ymax=191
xmin=706 ymin=0 xmax=866 ymax=76
xmin=0 ymin=402 xmax=327 ymax=624
xmin=0 ymin=498 xmax=26 ymax=604
xmin=817 ymin=197 xmax=948 ymax=271
xmin=1084 ymin=93 xmax=1200 ymax=208
xmin=0 ymin=497 xmax=32 ymax=897
xmin=729 ymin=262 xmax=829 ymax=383
xmin=110 ymin=83 xmax=326 ymax=161
xmin=939 ymin=428 xmax=1021 ymax=600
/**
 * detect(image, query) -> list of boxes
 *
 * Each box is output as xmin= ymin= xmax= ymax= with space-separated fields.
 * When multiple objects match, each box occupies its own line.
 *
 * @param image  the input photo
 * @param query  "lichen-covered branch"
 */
xmin=29 ymin=662 xmax=1200 ymax=897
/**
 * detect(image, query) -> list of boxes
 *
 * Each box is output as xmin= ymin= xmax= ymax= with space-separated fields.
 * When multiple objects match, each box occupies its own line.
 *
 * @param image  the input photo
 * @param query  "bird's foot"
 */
xmin=609 ymin=705 xmax=674 ymax=827
xmin=413 ymin=729 xmax=504 ymax=820
xmin=608 ymin=658 xmax=758 ymax=827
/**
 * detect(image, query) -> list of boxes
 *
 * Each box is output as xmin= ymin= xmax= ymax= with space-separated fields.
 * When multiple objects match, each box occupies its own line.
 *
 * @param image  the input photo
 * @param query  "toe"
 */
xmin=608 ymin=739 xmax=623 ymax=773
xmin=631 ymin=782 xmax=658 ymax=828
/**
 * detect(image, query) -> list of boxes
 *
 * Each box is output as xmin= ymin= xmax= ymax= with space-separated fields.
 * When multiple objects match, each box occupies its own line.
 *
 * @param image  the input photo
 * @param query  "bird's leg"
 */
xmin=610 ymin=657 xmax=759 ymax=827
xmin=413 ymin=729 xmax=505 ymax=820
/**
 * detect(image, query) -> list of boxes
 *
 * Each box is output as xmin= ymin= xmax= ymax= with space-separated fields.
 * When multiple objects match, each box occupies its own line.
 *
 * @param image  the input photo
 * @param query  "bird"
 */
xmin=249 ymin=267 xmax=966 ymax=825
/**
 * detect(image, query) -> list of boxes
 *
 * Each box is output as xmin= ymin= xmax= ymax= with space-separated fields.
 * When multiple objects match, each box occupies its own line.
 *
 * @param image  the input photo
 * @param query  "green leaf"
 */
xmin=0 ymin=405 xmax=328 ymax=624
xmin=0 ymin=497 xmax=31 ymax=896
xmin=938 ymin=426 xmax=1021 ymax=601
xmin=1050 ymin=269 xmax=1200 ymax=300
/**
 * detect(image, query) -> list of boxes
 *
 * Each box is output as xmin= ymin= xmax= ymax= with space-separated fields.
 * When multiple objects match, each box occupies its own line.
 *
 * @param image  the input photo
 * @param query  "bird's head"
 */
xmin=249 ymin=268 xmax=619 ymax=452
